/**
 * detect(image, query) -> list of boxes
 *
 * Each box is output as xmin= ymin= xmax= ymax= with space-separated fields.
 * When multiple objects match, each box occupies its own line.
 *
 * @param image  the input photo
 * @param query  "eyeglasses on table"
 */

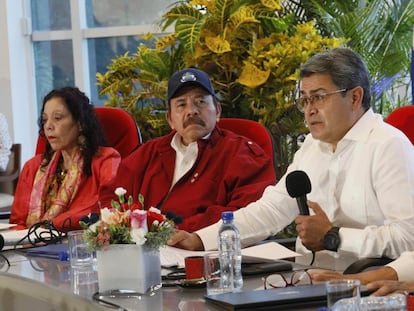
xmin=263 ymin=270 xmax=312 ymax=290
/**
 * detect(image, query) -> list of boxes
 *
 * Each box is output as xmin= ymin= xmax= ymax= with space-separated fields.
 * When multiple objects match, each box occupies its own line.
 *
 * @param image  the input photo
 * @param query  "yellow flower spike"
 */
xmin=238 ymin=62 xmax=270 ymax=88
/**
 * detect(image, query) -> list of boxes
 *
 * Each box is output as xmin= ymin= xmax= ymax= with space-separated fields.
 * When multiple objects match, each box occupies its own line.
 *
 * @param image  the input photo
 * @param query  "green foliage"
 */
xmin=97 ymin=0 xmax=345 ymax=175
xmin=284 ymin=0 xmax=414 ymax=114
xmin=80 ymin=189 xmax=176 ymax=251
xmin=96 ymin=0 xmax=412 ymax=174
xmin=145 ymin=222 xmax=175 ymax=249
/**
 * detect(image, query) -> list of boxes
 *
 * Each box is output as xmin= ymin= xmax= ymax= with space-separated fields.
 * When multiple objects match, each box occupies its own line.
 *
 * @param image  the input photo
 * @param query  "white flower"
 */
xmin=115 ymin=187 xmax=127 ymax=197
xmin=100 ymin=207 xmax=113 ymax=223
xmin=130 ymin=228 xmax=147 ymax=245
xmin=89 ymin=220 xmax=101 ymax=232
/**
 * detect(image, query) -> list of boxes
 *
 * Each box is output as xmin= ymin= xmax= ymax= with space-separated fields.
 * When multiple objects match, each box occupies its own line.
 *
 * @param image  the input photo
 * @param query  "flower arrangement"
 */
xmin=80 ymin=187 xmax=178 ymax=251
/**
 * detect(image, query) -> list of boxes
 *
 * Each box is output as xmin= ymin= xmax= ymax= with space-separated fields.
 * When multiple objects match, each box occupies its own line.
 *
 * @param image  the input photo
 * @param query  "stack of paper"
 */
xmin=160 ymin=241 xmax=300 ymax=268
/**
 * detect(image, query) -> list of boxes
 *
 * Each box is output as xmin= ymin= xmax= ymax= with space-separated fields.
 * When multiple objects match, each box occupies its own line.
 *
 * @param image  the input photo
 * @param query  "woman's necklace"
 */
xmin=56 ymin=160 xmax=68 ymax=185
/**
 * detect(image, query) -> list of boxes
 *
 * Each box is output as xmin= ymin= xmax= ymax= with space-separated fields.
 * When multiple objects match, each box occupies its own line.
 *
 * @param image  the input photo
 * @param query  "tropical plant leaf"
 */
xmin=175 ymin=19 xmax=204 ymax=54
xmin=161 ymin=4 xmax=203 ymax=30
xmin=205 ymin=35 xmax=232 ymax=53
xmin=226 ymin=5 xmax=259 ymax=35
xmin=238 ymin=62 xmax=270 ymax=87
xmin=260 ymin=0 xmax=282 ymax=10
xmin=213 ymin=0 xmax=234 ymax=30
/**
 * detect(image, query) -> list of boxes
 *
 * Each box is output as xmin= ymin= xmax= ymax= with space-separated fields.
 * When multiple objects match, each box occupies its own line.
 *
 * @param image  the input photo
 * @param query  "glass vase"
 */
xmin=96 ymin=244 xmax=161 ymax=294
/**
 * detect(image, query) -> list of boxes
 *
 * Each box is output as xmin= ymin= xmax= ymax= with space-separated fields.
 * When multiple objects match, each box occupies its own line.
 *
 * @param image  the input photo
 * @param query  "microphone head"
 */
xmin=89 ymin=212 xmax=100 ymax=224
xmin=286 ymin=170 xmax=312 ymax=198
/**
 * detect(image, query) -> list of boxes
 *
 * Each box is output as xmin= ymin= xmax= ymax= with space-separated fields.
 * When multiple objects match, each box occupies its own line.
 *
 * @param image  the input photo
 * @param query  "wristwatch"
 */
xmin=323 ymin=226 xmax=340 ymax=251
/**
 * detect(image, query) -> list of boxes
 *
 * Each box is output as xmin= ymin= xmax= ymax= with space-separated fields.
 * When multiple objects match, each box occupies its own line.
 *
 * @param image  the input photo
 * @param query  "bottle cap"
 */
xmin=221 ymin=211 xmax=234 ymax=221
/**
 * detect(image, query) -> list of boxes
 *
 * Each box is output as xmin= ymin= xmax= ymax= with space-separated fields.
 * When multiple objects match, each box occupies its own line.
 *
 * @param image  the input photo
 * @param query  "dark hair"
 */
xmin=38 ymin=87 xmax=106 ymax=176
xmin=299 ymin=48 xmax=371 ymax=111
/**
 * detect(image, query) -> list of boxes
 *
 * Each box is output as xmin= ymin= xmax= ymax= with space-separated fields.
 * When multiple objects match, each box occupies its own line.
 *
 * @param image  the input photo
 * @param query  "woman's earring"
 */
xmin=78 ymin=134 xmax=86 ymax=149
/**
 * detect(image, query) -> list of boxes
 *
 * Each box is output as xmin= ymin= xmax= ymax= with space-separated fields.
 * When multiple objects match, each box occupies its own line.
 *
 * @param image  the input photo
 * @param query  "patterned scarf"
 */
xmin=26 ymin=150 xmax=83 ymax=227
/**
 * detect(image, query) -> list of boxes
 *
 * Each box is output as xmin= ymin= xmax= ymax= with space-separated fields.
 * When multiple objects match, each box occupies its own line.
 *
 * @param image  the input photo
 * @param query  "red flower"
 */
xmin=147 ymin=210 xmax=166 ymax=229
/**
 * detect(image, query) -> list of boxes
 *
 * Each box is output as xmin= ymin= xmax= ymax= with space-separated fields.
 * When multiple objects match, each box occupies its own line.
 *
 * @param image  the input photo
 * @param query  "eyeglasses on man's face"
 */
xmin=263 ymin=270 xmax=312 ymax=289
xmin=295 ymin=88 xmax=349 ymax=113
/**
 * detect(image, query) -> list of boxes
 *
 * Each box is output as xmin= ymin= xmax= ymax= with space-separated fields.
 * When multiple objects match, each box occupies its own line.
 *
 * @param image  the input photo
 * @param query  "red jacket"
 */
xmin=10 ymin=147 xmax=121 ymax=231
xmin=99 ymin=127 xmax=276 ymax=232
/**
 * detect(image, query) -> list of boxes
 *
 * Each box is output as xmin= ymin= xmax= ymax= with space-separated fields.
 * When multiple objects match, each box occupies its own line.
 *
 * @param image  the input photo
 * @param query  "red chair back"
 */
xmin=218 ymin=118 xmax=276 ymax=170
xmin=35 ymin=107 xmax=142 ymax=158
xmin=385 ymin=105 xmax=414 ymax=145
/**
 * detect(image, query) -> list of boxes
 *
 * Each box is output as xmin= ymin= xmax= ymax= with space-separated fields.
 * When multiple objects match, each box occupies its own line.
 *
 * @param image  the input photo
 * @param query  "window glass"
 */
xmin=31 ymin=0 xmax=71 ymax=31
xmin=85 ymin=0 xmax=174 ymax=27
xmin=33 ymin=40 xmax=75 ymax=113
xmin=88 ymin=36 xmax=152 ymax=106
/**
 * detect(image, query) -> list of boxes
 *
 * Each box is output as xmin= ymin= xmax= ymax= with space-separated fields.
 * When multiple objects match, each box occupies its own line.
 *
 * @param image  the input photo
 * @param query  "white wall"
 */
xmin=0 ymin=0 xmax=38 ymax=165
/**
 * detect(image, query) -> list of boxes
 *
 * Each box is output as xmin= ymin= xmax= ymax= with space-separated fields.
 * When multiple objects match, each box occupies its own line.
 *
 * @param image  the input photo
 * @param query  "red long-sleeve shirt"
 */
xmin=10 ymin=147 xmax=120 ymax=231
xmin=99 ymin=127 xmax=276 ymax=232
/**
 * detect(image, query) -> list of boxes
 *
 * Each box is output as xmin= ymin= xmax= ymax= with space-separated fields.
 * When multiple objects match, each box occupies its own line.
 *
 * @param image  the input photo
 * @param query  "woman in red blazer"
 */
xmin=10 ymin=87 xmax=120 ymax=231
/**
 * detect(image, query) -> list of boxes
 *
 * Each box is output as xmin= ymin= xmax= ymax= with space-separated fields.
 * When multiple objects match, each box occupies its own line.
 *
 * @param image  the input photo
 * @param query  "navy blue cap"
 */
xmin=167 ymin=68 xmax=215 ymax=101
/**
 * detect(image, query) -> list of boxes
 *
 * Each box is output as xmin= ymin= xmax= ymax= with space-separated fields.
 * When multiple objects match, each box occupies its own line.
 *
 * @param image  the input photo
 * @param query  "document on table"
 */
xmin=160 ymin=241 xmax=301 ymax=268
xmin=0 ymin=223 xmax=17 ymax=231
xmin=1 ymin=227 xmax=52 ymax=247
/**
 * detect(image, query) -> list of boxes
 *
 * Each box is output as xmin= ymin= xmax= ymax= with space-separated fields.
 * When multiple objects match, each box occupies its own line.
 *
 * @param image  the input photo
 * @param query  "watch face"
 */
xmin=324 ymin=232 xmax=340 ymax=251
xmin=325 ymin=235 xmax=336 ymax=249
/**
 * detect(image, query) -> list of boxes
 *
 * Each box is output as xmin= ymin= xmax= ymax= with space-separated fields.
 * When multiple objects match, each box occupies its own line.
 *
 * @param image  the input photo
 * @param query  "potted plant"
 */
xmin=80 ymin=188 xmax=177 ymax=293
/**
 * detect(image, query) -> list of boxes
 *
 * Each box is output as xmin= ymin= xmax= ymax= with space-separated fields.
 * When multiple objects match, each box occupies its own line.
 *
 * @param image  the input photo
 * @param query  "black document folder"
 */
xmin=242 ymin=261 xmax=293 ymax=275
xmin=205 ymin=283 xmax=327 ymax=310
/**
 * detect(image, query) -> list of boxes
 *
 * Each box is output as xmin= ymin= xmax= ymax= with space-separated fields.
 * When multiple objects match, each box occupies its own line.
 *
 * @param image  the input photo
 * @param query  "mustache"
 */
xmin=183 ymin=116 xmax=205 ymax=128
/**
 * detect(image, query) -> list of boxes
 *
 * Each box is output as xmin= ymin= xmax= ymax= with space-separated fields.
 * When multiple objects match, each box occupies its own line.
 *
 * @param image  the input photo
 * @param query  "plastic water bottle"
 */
xmin=218 ymin=211 xmax=243 ymax=292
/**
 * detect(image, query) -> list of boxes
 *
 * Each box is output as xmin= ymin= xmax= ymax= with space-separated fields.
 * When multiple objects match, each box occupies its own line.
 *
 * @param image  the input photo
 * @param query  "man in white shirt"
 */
xmin=0 ymin=113 xmax=12 ymax=171
xmin=168 ymin=48 xmax=414 ymax=272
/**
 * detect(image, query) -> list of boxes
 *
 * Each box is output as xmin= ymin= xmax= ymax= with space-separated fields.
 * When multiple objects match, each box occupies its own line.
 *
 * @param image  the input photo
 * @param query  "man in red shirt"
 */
xmin=99 ymin=68 xmax=276 ymax=232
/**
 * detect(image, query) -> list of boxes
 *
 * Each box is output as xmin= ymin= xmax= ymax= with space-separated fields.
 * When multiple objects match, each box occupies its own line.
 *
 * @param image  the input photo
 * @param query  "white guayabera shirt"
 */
xmin=197 ymin=109 xmax=414 ymax=272
xmin=0 ymin=113 xmax=12 ymax=171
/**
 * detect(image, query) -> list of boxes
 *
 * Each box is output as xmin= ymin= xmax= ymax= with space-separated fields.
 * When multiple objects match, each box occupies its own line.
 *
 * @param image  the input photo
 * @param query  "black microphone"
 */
xmin=286 ymin=170 xmax=312 ymax=215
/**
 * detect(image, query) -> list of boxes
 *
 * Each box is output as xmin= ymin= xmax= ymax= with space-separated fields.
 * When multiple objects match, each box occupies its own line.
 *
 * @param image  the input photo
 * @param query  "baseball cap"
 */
xmin=167 ymin=68 xmax=215 ymax=101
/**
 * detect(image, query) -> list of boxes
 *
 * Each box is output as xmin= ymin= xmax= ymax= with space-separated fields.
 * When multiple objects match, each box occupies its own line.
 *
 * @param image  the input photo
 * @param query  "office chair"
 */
xmin=217 ymin=118 xmax=296 ymax=247
xmin=36 ymin=107 xmax=142 ymax=158
xmin=0 ymin=144 xmax=21 ymax=219
xmin=385 ymin=105 xmax=414 ymax=144
xmin=218 ymin=118 xmax=277 ymax=172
